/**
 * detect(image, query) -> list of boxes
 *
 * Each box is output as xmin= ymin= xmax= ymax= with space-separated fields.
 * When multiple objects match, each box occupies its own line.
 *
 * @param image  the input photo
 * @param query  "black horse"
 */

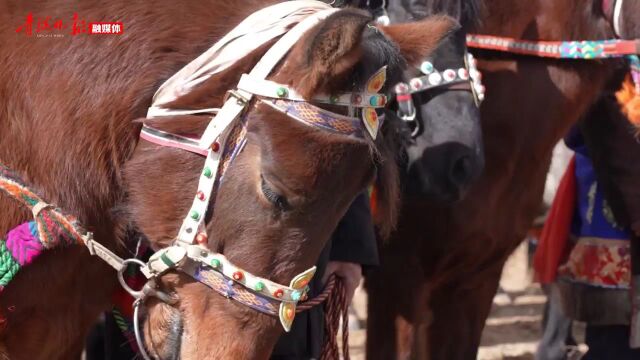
xmin=346 ymin=0 xmax=484 ymax=202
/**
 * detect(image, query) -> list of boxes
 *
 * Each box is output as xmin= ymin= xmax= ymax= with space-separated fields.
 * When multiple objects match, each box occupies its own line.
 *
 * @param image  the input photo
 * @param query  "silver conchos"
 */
xmin=428 ymin=72 xmax=442 ymax=85
xmin=465 ymin=53 xmax=485 ymax=103
xmin=420 ymin=61 xmax=435 ymax=75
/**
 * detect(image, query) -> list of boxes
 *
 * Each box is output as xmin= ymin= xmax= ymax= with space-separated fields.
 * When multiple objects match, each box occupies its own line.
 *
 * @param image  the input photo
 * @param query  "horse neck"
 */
xmin=0 ymin=0 xmax=272 ymax=237
xmin=480 ymin=0 xmax=610 ymax=40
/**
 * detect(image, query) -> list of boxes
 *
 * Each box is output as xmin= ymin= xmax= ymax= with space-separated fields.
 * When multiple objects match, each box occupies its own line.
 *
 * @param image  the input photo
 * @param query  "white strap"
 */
xmin=31 ymin=201 xmax=52 ymax=218
xmin=613 ymin=0 xmax=624 ymax=38
xmin=237 ymin=74 xmax=386 ymax=108
xmin=83 ymin=233 xmax=125 ymax=271
xmin=199 ymin=8 xmax=339 ymax=148
xmin=147 ymin=107 xmax=219 ymax=118
xmin=248 ymin=8 xmax=338 ymax=79
xmin=148 ymin=1 xmax=333 ymax=118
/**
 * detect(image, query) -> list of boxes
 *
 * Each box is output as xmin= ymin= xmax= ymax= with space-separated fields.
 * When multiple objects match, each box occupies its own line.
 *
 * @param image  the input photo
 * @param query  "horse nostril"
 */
xmin=450 ymin=155 xmax=473 ymax=186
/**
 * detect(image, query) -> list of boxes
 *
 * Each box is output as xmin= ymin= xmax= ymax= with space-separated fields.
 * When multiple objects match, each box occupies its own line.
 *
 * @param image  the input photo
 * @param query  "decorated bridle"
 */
xmin=115 ymin=2 xmax=393 ymax=359
xmin=465 ymin=34 xmax=640 ymax=92
xmin=393 ymin=53 xmax=485 ymax=135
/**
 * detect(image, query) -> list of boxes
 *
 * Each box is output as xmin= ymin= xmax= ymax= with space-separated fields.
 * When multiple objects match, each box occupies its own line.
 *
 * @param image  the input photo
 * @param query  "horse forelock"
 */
xmin=416 ymin=0 xmax=484 ymax=30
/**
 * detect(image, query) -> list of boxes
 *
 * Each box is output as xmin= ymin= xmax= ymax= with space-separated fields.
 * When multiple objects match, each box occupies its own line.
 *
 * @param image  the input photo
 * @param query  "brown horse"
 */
xmin=365 ymin=0 xmax=631 ymax=359
xmin=0 ymin=1 xmax=456 ymax=359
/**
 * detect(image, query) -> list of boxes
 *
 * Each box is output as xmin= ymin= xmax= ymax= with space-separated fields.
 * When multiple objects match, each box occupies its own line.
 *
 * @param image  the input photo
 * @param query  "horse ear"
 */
xmin=277 ymin=9 xmax=372 ymax=98
xmin=378 ymin=16 xmax=459 ymax=66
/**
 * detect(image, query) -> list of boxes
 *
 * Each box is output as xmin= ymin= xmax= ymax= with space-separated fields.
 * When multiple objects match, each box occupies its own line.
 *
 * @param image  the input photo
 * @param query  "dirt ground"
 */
xmin=346 ymin=242 xmax=587 ymax=360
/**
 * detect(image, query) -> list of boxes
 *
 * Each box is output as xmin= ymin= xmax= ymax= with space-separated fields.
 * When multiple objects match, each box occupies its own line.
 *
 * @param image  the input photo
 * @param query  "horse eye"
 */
xmin=260 ymin=176 xmax=290 ymax=211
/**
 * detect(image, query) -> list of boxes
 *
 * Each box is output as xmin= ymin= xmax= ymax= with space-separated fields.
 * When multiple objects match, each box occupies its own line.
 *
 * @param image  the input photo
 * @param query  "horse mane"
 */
xmin=422 ymin=0 xmax=484 ymax=30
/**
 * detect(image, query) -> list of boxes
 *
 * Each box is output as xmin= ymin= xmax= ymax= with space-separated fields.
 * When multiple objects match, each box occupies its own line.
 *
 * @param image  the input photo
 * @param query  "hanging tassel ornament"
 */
xmin=616 ymin=55 xmax=640 ymax=130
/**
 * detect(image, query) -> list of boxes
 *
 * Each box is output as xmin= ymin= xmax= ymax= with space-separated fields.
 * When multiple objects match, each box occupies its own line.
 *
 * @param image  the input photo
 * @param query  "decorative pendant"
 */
xmin=366 ymin=66 xmax=387 ymax=93
xmin=362 ymin=108 xmax=380 ymax=140
xmin=278 ymin=266 xmax=316 ymax=332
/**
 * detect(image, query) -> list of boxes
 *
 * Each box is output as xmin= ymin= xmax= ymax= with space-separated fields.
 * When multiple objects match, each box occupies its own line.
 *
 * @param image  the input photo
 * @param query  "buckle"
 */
xmin=224 ymin=89 xmax=250 ymax=105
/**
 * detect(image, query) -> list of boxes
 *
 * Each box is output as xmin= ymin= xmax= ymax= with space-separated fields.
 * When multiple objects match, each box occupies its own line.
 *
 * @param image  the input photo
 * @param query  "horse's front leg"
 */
xmin=425 ymin=263 xmax=504 ymax=360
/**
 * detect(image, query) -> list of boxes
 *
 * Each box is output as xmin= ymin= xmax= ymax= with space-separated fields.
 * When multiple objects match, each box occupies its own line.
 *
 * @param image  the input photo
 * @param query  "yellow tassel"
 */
xmin=615 ymin=75 xmax=640 ymax=128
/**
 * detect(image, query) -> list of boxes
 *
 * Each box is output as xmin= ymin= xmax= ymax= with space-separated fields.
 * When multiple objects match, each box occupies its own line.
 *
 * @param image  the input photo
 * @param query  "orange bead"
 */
xmin=273 ymin=289 xmax=284 ymax=298
xmin=232 ymin=271 xmax=243 ymax=281
xmin=196 ymin=233 xmax=208 ymax=245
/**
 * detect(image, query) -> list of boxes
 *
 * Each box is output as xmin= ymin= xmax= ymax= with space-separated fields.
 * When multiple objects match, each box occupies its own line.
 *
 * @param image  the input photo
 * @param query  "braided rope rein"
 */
xmin=0 ymin=164 xmax=87 ymax=290
xmin=297 ymin=275 xmax=350 ymax=360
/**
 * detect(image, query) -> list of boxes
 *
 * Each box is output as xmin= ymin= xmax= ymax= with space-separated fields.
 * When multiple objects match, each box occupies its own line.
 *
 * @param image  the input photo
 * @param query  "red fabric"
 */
xmin=534 ymin=156 xmax=577 ymax=284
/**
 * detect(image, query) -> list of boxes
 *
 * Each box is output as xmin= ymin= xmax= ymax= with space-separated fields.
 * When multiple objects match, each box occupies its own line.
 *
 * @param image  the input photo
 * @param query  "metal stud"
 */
xmin=196 ymin=233 xmax=208 ymax=244
xmin=232 ymin=271 xmax=244 ymax=281
xmin=276 ymin=87 xmax=288 ymax=98
xmin=428 ymin=72 xmax=442 ymax=85
xmin=203 ymin=167 xmax=212 ymax=178
xmin=410 ymin=78 xmax=423 ymax=90
xmin=443 ymin=69 xmax=456 ymax=82
xmin=395 ymin=83 xmax=409 ymax=94
xmin=420 ymin=61 xmax=434 ymax=75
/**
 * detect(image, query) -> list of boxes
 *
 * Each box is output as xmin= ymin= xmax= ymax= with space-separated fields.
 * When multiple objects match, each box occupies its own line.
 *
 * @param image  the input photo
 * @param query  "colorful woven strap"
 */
xmin=466 ymin=34 xmax=640 ymax=59
xmin=0 ymin=163 xmax=87 ymax=292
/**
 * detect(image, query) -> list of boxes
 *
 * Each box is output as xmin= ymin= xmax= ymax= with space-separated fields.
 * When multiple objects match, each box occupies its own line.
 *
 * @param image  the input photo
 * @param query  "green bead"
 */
xmin=210 ymin=258 xmax=221 ymax=268
xmin=190 ymin=210 xmax=200 ymax=220
xmin=254 ymin=282 xmax=265 ymax=291
xmin=329 ymin=95 xmax=339 ymax=104
xmin=203 ymin=167 xmax=212 ymax=178
xmin=420 ymin=61 xmax=434 ymax=74
xmin=276 ymin=87 xmax=288 ymax=98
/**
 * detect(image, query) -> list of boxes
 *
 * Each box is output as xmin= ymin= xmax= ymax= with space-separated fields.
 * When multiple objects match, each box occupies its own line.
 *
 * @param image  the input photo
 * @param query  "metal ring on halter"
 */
xmin=117 ymin=258 xmax=148 ymax=299
xmin=118 ymin=259 xmax=180 ymax=304
xmin=134 ymin=299 xmax=154 ymax=360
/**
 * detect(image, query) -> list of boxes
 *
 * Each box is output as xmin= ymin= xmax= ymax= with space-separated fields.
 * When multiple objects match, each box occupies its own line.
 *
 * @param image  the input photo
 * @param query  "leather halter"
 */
xmin=394 ymin=53 xmax=485 ymax=136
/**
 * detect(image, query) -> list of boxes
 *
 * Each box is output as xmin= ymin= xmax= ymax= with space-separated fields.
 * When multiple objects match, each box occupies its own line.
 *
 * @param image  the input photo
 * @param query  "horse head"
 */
xmin=394 ymin=27 xmax=484 ymax=202
xmin=122 ymin=7 xmax=455 ymax=359
xmin=377 ymin=0 xmax=486 ymax=202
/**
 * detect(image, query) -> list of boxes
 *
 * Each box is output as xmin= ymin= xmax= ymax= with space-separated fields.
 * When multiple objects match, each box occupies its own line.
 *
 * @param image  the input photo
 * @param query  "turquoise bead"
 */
xmin=276 ymin=87 xmax=288 ymax=98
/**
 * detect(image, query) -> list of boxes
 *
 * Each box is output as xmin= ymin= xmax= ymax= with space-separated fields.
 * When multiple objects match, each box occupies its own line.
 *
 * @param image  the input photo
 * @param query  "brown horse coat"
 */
xmin=0 ymin=1 xmax=456 ymax=358
xmin=366 ymin=0 xmax=626 ymax=359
